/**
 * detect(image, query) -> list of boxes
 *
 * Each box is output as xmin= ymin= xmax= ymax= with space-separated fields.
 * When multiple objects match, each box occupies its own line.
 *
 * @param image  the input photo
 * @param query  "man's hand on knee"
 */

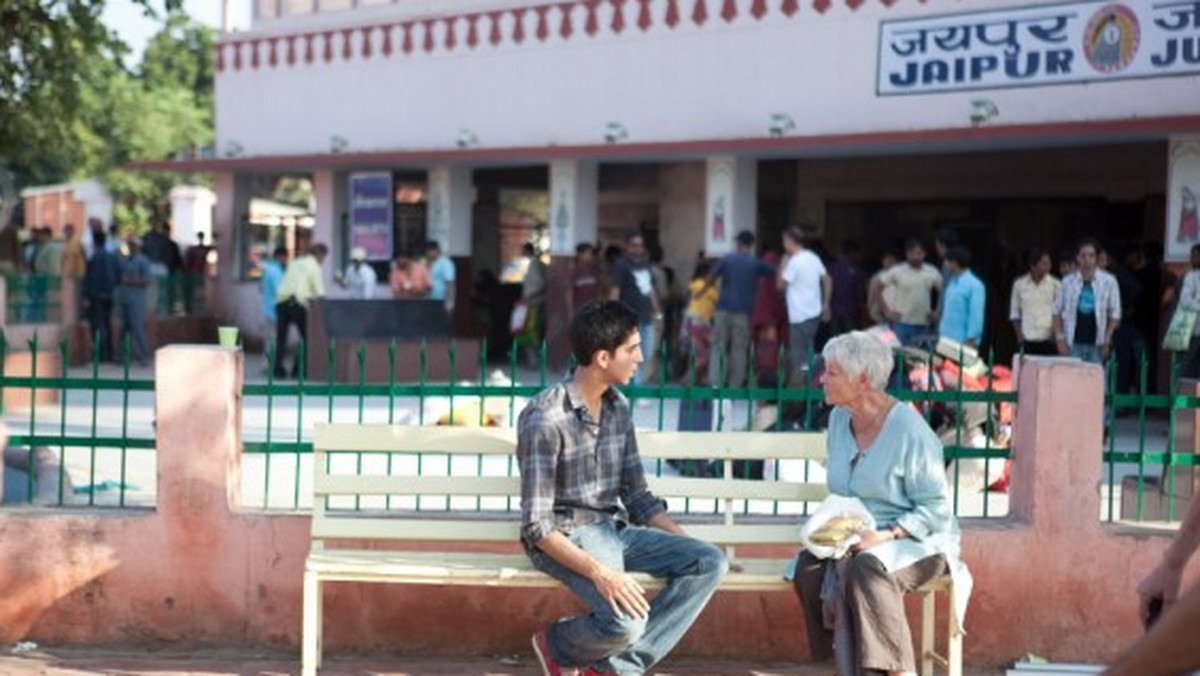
xmin=591 ymin=566 xmax=649 ymax=619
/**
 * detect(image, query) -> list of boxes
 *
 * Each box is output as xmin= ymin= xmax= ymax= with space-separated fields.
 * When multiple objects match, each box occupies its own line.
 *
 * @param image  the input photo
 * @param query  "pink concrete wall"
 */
xmin=0 ymin=351 xmax=1197 ymax=667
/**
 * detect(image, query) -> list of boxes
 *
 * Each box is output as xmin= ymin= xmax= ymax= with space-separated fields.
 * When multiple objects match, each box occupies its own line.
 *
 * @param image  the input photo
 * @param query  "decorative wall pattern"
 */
xmin=216 ymin=0 xmax=911 ymax=72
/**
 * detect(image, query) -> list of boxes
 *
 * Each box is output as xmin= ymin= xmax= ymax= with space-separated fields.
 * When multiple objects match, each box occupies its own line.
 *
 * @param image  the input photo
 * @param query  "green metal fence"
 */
xmin=1 ymin=328 xmax=1192 ymax=525
xmin=0 ymin=333 xmax=155 ymax=508
xmin=241 ymin=338 xmax=1016 ymax=519
xmin=5 ymin=274 xmax=63 ymax=325
xmin=1102 ymin=350 xmax=1200 ymax=524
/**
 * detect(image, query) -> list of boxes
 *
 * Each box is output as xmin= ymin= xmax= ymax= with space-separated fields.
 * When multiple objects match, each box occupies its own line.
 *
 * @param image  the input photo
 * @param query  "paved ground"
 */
xmin=0 ymin=648 xmax=1011 ymax=675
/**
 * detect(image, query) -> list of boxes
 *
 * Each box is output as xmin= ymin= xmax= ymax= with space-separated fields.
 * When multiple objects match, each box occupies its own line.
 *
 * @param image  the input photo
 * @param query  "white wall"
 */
xmin=216 ymin=0 xmax=1200 ymax=158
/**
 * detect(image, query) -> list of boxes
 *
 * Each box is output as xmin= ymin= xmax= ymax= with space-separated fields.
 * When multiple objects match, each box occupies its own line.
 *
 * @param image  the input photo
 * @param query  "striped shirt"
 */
xmin=517 ymin=380 xmax=666 ymax=549
xmin=1052 ymin=270 xmax=1121 ymax=347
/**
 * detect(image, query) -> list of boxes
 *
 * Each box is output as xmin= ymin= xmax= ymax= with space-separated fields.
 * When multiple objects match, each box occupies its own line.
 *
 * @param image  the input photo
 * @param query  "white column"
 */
xmin=313 ymin=170 xmax=342 ymax=289
xmin=548 ymin=160 xmax=598 ymax=255
xmin=168 ymin=186 xmax=217 ymax=248
xmin=1166 ymin=135 xmax=1200 ymax=263
xmin=704 ymin=156 xmax=757 ymax=257
xmin=427 ymin=166 xmax=474 ymax=257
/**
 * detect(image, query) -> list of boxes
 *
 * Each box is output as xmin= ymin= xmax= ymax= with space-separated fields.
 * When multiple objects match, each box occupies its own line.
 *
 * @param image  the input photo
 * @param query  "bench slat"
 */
xmin=314 ymin=473 xmax=828 ymax=503
xmin=650 ymin=476 xmax=828 ymax=502
xmin=313 ymin=513 xmax=803 ymax=546
xmin=316 ymin=474 xmax=522 ymax=498
xmin=305 ymin=550 xmax=794 ymax=590
xmin=638 ymin=431 xmax=828 ymax=461
xmin=314 ymin=425 xmax=828 ymax=461
xmin=313 ymin=514 xmax=522 ymax=542
xmin=315 ymin=424 xmax=517 ymax=455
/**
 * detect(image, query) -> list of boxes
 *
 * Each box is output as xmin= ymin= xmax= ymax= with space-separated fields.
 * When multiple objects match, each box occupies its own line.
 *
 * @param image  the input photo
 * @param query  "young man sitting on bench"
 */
xmin=518 ymin=299 xmax=729 ymax=676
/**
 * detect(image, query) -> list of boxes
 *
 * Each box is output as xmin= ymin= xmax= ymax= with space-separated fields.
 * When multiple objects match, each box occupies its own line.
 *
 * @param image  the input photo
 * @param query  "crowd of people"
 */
xmin=264 ymin=239 xmax=458 ymax=378
xmin=0 ymin=218 xmax=215 ymax=367
xmin=555 ymin=226 xmax=1190 ymax=392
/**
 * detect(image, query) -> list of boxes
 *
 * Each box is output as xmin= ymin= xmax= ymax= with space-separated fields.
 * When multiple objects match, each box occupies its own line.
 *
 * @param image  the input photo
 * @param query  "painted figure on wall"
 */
xmin=711 ymin=195 xmax=726 ymax=243
xmin=1178 ymin=186 xmax=1198 ymax=244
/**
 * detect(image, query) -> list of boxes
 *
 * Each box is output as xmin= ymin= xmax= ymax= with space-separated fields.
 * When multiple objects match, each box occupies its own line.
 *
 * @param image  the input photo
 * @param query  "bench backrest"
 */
xmin=311 ymin=424 xmax=829 ymax=550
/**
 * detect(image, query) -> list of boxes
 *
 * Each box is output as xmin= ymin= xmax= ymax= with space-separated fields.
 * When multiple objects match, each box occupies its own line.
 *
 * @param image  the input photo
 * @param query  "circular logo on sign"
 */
xmin=1083 ymin=4 xmax=1140 ymax=73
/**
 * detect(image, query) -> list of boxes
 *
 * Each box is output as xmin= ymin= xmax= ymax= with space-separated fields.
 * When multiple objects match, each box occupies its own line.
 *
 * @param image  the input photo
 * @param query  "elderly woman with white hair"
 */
xmin=790 ymin=330 xmax=970 ymax=676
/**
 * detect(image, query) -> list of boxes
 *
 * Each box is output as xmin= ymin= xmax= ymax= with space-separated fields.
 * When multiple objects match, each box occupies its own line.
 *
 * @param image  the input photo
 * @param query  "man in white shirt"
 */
xmin=337 ymin=246 xmax=377 ymax=300
xmin=870 ymin=238 xmax=941 ymax=346
xmin=1009 ymin=247 xmax=1060 ymax=356
xmin=778 ymin=226 xmax=830 ymax=380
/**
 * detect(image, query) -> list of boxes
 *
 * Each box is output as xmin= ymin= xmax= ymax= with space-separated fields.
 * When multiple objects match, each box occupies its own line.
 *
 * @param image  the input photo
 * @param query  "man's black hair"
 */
xmin=945 ymin=246 xmax=971 ymax=268
xmin=576 ymin=242 xmax=595 ymax=255
xmin=735 ymin=230 xmax=755 ymax=248
xmin=935 ymin=227 xmax=960 ymax=248
xmin=903 ymin=237 xmax=924 ymax=253
xmin=425 ymin=240 xmax=441 ymax=251
xmin=570 ymin=300 xmax=640 ymax=366
xmin=1025 ymin=246 xmax=1048 ymax=269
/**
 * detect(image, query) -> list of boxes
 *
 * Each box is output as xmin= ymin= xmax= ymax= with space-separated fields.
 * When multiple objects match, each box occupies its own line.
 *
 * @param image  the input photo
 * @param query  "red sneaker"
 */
xmin=531 ymin=627 xmax=579 ymax=676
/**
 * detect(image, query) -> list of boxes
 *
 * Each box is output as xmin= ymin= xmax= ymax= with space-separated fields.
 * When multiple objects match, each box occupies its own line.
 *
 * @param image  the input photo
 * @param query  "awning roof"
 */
xmin=128 ymin=114 xmax=1200 ymax=173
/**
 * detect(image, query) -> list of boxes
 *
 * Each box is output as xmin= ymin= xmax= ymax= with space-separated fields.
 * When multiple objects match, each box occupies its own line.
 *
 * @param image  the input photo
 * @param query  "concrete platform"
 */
xmin=0 ymin=648 xmax=1010 ymax=675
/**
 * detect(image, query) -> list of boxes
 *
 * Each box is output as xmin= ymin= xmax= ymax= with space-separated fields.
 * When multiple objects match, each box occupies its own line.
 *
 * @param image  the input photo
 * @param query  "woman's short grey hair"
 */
xmin=821 ymin=331 xmax=895 ymax=390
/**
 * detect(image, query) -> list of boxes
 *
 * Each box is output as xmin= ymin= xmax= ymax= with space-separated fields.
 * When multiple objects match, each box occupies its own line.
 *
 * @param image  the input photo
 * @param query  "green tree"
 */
xmin=100 ymin=13 xmax=215 ymax=231
xmin=0 ymin=0 xmax=180 ymax=187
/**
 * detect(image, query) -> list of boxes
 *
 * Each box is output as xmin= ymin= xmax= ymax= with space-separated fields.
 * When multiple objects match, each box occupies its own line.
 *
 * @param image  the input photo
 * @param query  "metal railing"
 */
xmin=0 ymin=333 xmax=155 ymax=508
xmin=4 ymin=274 xmax=63 ymax=325
xmin=1 ymin=328 xmax=1190 ymax=526
xmin=242 ymin=338 xmax=1016 ymax=519
xmin=1102 ymin=350 xmax=1200 ymax=524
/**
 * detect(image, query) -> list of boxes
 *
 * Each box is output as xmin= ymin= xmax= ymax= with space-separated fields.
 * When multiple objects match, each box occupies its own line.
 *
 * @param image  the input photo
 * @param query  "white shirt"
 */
xmin=1009 ymin=273 xmax=1060 ymax=342
xmin=780 ymin=249 xmax=826 ymax=323
xmin=343 ymin=262 xmax=378 ymax=300
xmin=1178 ymin=269 xmax=1200 ymax=335
xmin=879 ymin=262 xmax=941 ymax=325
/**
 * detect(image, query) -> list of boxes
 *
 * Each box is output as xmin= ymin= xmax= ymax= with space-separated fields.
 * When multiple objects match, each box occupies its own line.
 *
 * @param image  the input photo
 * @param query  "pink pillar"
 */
xmin=1010 ymin=356 xmax=1105 ymax=534
xmin=151 ymin=345 xmax=251 ymax=638
xmin=155 ymin=345 xmax=244 ymax=517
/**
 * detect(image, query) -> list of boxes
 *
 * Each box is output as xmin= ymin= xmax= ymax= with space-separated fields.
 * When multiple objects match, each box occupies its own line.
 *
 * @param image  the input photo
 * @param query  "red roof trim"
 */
xmin=129 ymin=115 xmax=1200 ymax=173
xmin=215 ymin=0 xmax=886 ymax=73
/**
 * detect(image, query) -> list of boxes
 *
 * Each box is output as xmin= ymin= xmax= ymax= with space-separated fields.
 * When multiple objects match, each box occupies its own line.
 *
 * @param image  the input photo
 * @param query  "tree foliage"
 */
xmin=1 ymin=0 xmax=210 ymax=232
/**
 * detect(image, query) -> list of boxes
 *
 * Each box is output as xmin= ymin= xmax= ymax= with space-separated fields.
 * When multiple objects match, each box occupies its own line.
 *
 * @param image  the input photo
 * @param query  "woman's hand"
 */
xmin=850 ymin=529 xmax=896 ymax=553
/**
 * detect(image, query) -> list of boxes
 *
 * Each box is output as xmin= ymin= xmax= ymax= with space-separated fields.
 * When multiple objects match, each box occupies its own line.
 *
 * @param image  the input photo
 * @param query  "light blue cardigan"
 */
xmin=787 ymin=403 xmax=973 ymax=623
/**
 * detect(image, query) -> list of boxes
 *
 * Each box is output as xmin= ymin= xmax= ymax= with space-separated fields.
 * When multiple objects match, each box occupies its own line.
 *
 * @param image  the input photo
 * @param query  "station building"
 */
xmin=140 ymin=0 xmax=1200 ymax=362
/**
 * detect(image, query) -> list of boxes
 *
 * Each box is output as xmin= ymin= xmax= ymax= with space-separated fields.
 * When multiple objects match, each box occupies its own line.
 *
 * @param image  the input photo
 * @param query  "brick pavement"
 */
xmin=0 ymin=648 xmax=1009 ymax=676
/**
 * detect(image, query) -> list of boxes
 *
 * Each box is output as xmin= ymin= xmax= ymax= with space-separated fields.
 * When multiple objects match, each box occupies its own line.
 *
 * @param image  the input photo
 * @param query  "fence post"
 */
xmin=1010 ymin=356 xmax=1105 ymax=532
xmin=154 ymin=345 xmax=244 ymax=518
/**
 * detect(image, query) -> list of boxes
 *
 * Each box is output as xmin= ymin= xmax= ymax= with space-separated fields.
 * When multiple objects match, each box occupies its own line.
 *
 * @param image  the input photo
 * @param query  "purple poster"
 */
xmin=349 ymin=172 xmax=393 ymax=261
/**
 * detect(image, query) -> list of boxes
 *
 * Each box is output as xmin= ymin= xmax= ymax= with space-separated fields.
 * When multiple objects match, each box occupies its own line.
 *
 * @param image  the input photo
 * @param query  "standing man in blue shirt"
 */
xmin=259 ymin=246 xmax=288 ymax=346
xmin=937 ymin=247 xmax=986 ymax=348
xmin=705 ymin=230 xmax=774 ymax=387
xmin=519 ymin=300 xmax=728 ymax=676
xmin=424 ymin=240 xmax=456 ymax=315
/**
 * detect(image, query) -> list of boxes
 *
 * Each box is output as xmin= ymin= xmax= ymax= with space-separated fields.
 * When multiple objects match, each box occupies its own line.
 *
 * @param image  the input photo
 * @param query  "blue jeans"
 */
xmin=890 ymin=322 xmax=929 ymax=347
xmin=634 ymin=321 xmax=655 ymax=385
xmin=528 ymin=521 xmax=728 ymax=675
xmin=1070 ymin=343 xmax=1104 ymax=365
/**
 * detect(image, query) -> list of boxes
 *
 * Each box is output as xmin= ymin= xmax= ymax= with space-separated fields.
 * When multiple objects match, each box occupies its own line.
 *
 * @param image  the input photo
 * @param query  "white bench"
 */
xmin=301 ymin=424 xmax=961 ymax=676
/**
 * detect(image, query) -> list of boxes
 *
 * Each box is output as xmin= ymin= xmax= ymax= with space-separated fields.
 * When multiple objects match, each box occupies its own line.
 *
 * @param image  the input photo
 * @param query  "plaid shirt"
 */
xmin=1052 ymin=269 xmax=1121 ymax=347
xmin=517 ymin=380 xmax=666 ymax=549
